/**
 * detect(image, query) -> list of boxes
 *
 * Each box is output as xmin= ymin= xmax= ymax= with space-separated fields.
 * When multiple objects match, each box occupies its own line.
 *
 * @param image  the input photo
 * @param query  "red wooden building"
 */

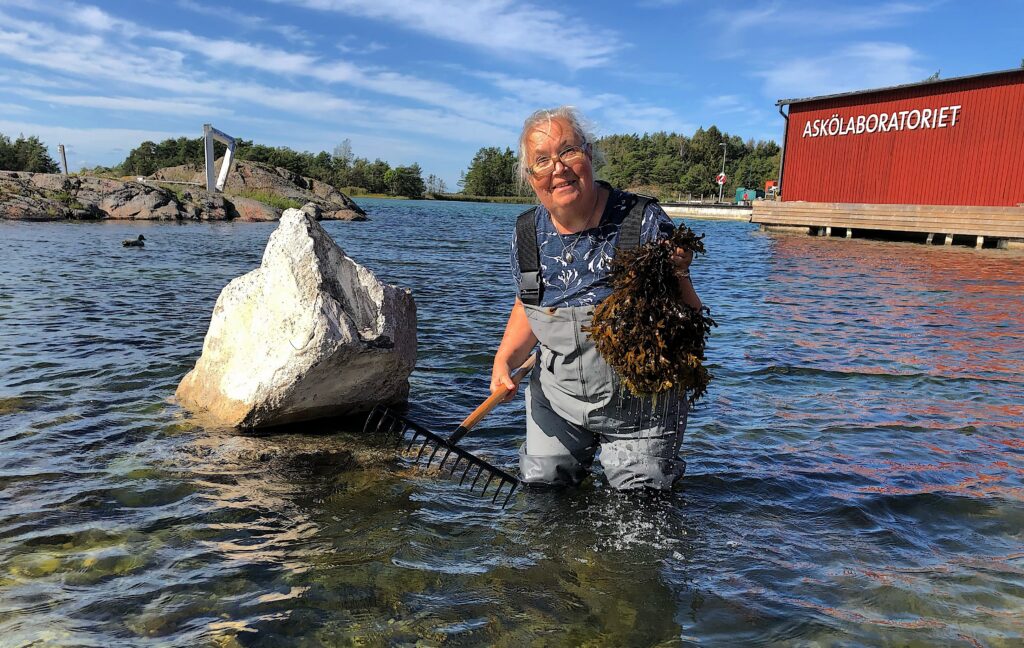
xmin=752 ymin=68 xmax=1024 ymax=248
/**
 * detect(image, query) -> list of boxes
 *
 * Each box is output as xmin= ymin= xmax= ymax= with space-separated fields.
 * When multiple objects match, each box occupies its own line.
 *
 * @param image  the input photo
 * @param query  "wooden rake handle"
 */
xmin=450 ymin=352 xmax=538 ymax=443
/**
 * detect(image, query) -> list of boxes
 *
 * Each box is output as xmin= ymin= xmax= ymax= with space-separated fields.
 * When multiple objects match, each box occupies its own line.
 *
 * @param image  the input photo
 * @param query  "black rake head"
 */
xmin=364 ymin=405 xmax=519 ymax=507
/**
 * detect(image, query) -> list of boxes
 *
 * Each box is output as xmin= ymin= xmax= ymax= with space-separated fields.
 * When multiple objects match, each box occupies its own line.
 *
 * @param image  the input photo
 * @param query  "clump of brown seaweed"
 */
xmin=585 ymin=224 xmax=716 ymax=403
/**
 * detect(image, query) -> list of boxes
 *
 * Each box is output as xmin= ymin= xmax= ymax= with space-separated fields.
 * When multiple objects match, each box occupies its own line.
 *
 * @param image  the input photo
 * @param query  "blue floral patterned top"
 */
xmin=511 ymin=183 xmax=676 ymax=308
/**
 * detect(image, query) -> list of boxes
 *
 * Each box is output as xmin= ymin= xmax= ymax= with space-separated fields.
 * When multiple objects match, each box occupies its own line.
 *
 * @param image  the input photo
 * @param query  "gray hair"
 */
xmin=517 ymin=106 xmax=597 ymax=188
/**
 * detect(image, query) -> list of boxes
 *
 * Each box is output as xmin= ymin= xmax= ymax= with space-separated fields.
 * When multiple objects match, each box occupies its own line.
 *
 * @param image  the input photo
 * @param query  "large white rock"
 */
xmin=176 ymin=209 xmax=416 ymax=428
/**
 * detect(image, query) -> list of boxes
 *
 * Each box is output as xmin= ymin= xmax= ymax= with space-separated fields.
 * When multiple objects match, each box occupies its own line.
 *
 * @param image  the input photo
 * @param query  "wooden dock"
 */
xmin=751 ymin=201 xmax=1024 ymax=249
xmin=662 ymin=202 xmax=752 ymax=221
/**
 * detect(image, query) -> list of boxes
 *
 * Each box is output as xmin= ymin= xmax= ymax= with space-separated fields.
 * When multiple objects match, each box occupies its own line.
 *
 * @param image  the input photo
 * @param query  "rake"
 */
xmin=364 ymin=353 xmax=537 ymax=507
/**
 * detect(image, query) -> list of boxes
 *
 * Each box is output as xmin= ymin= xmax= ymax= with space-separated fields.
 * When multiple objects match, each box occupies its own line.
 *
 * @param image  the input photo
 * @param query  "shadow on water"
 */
xmin=0 ymin=209 xmax=1022 ymax=645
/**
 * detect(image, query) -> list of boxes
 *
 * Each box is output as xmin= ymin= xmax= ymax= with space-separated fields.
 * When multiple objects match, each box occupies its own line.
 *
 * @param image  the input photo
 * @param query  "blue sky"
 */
xmin=0 ymin=0 xmax=1020 ymax=187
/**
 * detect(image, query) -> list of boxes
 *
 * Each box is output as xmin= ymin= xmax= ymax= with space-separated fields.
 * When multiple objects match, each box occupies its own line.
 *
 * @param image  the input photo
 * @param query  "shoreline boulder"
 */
xmin=175 ymin=208 xmax=416 ymax=428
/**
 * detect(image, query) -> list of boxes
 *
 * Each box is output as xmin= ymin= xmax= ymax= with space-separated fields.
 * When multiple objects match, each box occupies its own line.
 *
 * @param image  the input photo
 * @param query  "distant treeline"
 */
xmin=0 ymin=134 xmax=60 ymax=173
xmin=460 ymin=126 xmax=781 ymax=201
xmin=91 ymin=137 xmax=440 ymax=199
xmin=8 ymin=127 xmax=780 ymax=203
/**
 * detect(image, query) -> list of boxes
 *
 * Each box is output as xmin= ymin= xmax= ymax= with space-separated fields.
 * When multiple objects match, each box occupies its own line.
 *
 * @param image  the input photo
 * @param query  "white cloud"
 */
xmin=474 ymin=72 xmax=590 ymax=107
xmin=175 ymin=0 xmax=307 ymax=43
xmin=757 ymin=42 xmax=926 ymax=100
xmin=705 ymin=94 xmax=743 ymax=110
xmin=713 ymin=1 xmax=930 ymax=35
xmin=149 ymin=29 xmax=320 ymax=74
xmin=25 ymin=9 xmax=519 ymax=131
xmin=703 ymin=94 xmax=770 ymax=125
xmin=812 ymin=1 xmax=931 ymax=30
xmin=0 ymin=69 xmax=73 ymax=90
xmin=0 ymin=8 xmax=512 ymax=136
xmin=14 ymin=90 xmax=230 ymax=117
xmin=0 ymin=102 xmax=30 ymax=114
xmin=472 ymin=71 xmax=695 ymax=136
xmin=596 ymin=99 xmax=694 ymax=136
xmin=336 ymin=38 xmax=387 ymax=55
xmin=68 ymin=6 xmax=110 ymax=29
xmin=275 ymin=0 xmax=622 ymax=69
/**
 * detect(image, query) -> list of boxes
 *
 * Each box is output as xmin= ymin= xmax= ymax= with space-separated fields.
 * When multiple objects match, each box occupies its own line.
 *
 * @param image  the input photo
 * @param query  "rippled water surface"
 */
xmin=1 ymin=200 xmax=1022 ymax=646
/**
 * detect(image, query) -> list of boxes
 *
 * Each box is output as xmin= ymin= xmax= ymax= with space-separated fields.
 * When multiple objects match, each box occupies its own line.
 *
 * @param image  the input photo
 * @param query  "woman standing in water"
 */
xmin=491 ymin=106 xmax=702 ymax=490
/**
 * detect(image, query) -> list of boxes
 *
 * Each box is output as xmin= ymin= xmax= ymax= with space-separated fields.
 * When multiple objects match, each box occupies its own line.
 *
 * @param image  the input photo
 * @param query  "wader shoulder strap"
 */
xmin=615 ymin=193 xmax=657 ymax=253
xmin=515 ymin=206 xmax=542 ymax=306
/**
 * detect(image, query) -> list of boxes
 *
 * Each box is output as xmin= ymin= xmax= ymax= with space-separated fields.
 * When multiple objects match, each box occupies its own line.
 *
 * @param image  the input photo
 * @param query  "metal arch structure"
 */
xmin=203 ymin=123 xmax=237 ymax=193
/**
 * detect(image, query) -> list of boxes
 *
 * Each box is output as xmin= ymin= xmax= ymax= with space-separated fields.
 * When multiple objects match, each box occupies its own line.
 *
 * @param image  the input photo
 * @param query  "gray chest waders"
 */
xmin=515 ymin=195 xmax=688 ymax=490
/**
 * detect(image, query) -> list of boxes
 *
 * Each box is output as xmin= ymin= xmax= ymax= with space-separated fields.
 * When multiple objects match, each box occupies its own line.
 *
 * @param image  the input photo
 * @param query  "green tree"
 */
xmin=366 ymin=159 xmax=391 ymax=194
xmin=3 ymin=134 xmax=61 ymax=173
xmin=0 ymin=134 xmax=19 ymax=171
xmin=680 ymin=162 xmax=712 ymax=196
xmin=348 ymin=157 xmax=372 ymax=190
xmin=384 ymin=163 xmax=425 ymax=198
xmin=461 ymin=146 xmax=526 ymax=196
xmin=122 ymin=140 xmax=159 ymax=176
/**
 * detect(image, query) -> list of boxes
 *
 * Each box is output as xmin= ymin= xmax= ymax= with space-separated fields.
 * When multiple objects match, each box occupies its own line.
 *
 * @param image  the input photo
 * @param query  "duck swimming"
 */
xmin=122 ymin=235 xmax=145 ymax=247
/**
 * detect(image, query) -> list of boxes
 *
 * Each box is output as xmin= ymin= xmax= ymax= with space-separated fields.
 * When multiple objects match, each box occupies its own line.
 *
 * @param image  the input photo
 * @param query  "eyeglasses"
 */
xmin=526 ymin=142 xmax=590 ymax=177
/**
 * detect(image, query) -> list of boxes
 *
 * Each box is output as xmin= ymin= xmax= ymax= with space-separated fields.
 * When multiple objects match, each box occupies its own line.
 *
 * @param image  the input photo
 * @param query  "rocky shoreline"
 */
xmin=0 ymin=159 xmax=367 ymax=222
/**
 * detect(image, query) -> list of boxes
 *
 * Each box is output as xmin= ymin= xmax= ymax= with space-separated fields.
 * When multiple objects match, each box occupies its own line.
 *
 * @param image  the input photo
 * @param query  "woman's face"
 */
xmin=525 ymin=118 xmax=595 ymax=215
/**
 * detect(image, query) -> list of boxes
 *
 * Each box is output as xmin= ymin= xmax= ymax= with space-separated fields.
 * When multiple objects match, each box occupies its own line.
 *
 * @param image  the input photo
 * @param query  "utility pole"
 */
xmin=718 ymin=142 xmax=727 ymax=203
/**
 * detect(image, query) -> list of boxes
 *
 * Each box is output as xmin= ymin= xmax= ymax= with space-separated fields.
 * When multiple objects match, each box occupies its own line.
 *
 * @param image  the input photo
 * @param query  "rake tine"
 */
xmin=424 ymin=443 xmax=443 ymax=469
xmin=413 ymin=437 xmax=433 ymax=463
xmin=481 ymin=473 xmax=495 ymax=496
xmin=388 ymin=419 xmax=404 ymax=443
xmin=381 ymin=415 xmax=401 ymax=441
xmin=502 ymin=482 xmax=518 ymax=507
xmin=470 ymin=466 xmax=484 ymax=491
xmin=446 ymin=454 xmax=463 ymax=475
xmin=492 ymin=480 xmax=506 ymax=504
xmin=437 ymin=448 xmax=454 ymax=471
xmin=363 ymin=405 xmax=382 ymax=435
xmin=404 ymin=427 xmax=423 ymax=451
xmin=458 ymin=462 xmax=473 ymax=485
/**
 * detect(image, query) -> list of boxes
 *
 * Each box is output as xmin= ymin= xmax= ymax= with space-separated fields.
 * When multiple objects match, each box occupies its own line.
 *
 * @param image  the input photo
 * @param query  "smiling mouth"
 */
xmin=552 ymin=179 xmax=577 ymax=190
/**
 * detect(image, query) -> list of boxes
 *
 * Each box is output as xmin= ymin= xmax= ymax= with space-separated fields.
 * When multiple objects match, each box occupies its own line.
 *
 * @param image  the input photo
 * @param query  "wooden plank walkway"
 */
xmin=752 ymin=201 xmax=1024 ymax=242
xmin=661 ymin=203 xmax=751 ymax=221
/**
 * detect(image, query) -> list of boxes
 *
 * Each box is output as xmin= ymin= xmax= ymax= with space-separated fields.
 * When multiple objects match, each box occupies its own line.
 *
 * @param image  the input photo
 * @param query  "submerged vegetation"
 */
xmin=585 ymin=225 xmax=716 ymax=403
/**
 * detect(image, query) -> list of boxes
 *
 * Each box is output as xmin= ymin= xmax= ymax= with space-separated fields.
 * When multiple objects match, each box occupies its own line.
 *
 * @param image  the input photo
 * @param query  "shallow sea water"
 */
xmin=0 ymin=199 xmax=1022 ymax=646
